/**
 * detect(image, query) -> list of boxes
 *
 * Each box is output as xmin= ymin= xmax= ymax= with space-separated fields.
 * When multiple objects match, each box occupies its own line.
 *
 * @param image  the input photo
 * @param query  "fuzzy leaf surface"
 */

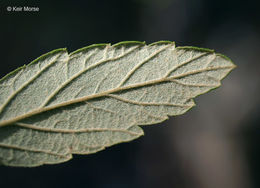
xmin=0 ymin=41 xmax=235 ymax=167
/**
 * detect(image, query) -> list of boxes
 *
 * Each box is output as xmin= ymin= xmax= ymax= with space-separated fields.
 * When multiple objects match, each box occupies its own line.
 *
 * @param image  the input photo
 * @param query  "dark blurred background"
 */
xmin=0 ymin=0 xmax=259 ymax=187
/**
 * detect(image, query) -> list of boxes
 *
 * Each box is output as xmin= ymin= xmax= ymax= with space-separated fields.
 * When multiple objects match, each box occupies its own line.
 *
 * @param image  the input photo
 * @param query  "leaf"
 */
xmin=0 ymin=41 xmax=235 ymax=167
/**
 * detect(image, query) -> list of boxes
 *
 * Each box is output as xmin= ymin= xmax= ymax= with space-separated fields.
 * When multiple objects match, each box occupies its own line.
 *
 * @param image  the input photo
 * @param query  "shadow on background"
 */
xmin=0 ymin=0 xmax=259 ymax=188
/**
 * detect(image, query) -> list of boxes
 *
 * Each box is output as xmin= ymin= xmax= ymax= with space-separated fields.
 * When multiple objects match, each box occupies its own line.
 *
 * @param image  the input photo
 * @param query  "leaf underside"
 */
xmin=0 ymin=41 xmax=235 ymax=167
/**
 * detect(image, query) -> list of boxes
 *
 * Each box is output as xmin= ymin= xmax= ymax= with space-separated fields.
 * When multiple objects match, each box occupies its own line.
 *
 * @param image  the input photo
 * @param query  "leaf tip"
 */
xmin=216 ymin=53 xmax=237 ymax=70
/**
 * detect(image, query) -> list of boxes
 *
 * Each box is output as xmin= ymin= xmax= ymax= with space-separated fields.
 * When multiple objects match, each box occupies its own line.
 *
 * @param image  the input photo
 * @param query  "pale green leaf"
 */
xmin=0 ymin=41 xmax=235 ymax=167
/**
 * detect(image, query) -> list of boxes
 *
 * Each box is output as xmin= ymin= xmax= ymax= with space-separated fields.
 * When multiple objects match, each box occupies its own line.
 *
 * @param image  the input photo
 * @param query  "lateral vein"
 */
xmin=0 ymin=143 xmax=68 ymax=158
xmin=14 ymin=122 xmax=140 ymax=136
xmin=164 ymin=52 xmax=209 ymax=77
xmin=0 ymin=53 xmax=63 ymax=114
xmin=40 ymin=45 xmax=141 ymax=107
xmin=107 ymin=94 xmax=192 ymax=107
xmin=118 ymin=44 xmax=172 ymax=87
xmin=172 ymin=66 xmax=234 ymax=79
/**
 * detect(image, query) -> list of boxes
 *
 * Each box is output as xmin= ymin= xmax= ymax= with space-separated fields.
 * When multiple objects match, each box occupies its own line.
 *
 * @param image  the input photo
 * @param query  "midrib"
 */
xmin=0 ymin=63 xmax=233 ymax=127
